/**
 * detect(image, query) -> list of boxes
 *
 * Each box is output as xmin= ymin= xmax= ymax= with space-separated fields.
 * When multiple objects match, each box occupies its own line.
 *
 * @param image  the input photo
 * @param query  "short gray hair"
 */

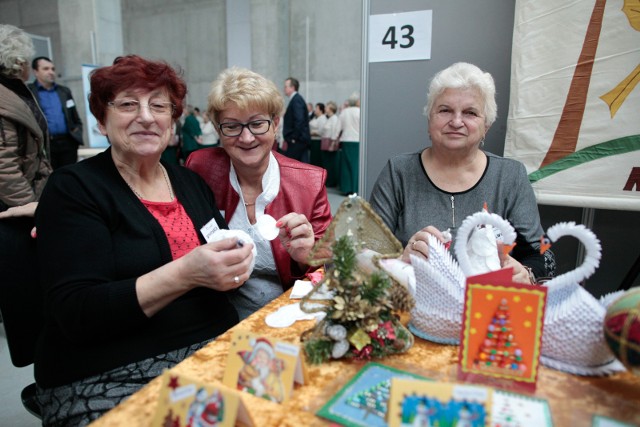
xmin=424 ymin=62 xmax=497 ymax=128
xmin=347 ymin=92 xmax=359 ymax=107
xmin=0 ymin=24 xmax=34 ymax=79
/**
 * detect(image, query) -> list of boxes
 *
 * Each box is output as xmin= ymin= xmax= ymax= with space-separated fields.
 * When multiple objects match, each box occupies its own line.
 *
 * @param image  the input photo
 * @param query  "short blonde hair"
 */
xmin=0 ymin=24 xmax=34 ymax=79
xmin=208 ymin=67 xmax=284 ymax=125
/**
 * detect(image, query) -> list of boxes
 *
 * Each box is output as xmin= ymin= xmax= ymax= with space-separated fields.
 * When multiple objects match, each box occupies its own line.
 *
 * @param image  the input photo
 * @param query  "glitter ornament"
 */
xmin=604 ymin=288 xmax=640 ymax=375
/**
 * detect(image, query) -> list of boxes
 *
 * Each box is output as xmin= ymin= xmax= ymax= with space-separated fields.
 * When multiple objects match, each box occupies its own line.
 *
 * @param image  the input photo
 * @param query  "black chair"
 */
xmin=0 ymin=217 xmax=43 ymax=419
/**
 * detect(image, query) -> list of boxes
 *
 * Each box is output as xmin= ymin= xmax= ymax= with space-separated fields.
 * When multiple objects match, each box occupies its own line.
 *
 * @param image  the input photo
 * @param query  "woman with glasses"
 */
xmin=370 ymin=62 xmax=554 ymax=285
xmin=186 ymin=67 xmax=332 ymax=320
xmin=34 ymin=55 xmax=253 ymax=426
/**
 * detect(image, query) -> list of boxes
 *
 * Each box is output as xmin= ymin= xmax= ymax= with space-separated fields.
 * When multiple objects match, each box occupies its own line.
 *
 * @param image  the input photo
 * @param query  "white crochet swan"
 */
xmin=539 ymin=222 xmax=625 ymax=376
xmin=409 ymin=211 xmax=517 ymax=344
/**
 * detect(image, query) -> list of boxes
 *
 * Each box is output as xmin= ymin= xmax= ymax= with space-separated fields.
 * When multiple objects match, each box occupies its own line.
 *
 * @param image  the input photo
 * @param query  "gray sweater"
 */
xmin=370 ymin=150 xmax=553 ymax=278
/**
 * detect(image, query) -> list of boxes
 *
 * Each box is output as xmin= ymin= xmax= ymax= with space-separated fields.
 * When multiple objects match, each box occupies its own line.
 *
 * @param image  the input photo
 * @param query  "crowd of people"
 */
xmin=0 ymin=22 xmax=555 ymax=427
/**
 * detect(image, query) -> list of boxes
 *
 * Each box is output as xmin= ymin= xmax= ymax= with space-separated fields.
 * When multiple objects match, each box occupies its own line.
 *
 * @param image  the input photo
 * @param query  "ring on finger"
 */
xmin=233 ymin=276 xmax=240 ymax=285
xmin=411 ymin=240 xmax=417 ymax=250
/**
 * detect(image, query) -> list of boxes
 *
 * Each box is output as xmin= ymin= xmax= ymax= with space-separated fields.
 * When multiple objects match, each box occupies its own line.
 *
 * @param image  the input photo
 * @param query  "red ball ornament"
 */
xmin=604 ymin=288 xmax=640 ymax=374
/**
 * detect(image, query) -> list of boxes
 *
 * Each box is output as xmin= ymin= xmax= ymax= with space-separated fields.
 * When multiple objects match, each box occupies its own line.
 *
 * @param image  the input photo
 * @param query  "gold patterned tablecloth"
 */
xmin=91 ymin=290 xmax=640 ymax=427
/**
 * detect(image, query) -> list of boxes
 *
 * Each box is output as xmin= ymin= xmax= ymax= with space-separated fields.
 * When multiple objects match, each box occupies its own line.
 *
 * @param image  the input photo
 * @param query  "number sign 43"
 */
xmin=369 ymin=10 xmax=432 ymax=63
xmin=382 ymin=25 xmax=415 ymax=49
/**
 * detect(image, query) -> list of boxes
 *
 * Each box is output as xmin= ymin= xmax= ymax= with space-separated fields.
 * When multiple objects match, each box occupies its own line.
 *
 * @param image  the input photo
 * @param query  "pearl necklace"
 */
xmin=124 ymin=164 xmax=174 ymax=201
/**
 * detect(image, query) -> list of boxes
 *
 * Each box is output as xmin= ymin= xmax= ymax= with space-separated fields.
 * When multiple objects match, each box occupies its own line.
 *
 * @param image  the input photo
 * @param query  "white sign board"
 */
xmin=368 ymin=10 xmax=432 ymax=63
xmin=81 ymin=64 xmax=110 ymax=148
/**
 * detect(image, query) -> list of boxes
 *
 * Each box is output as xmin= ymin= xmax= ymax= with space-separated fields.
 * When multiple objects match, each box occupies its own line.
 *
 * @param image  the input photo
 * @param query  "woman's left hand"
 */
xmin=276 ymin=213 xmax=315 ymax=264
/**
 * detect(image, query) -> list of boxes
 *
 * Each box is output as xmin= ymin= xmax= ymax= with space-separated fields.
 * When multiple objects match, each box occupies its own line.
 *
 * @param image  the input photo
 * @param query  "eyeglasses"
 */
xmin=108 ymin=99 xmax=175 ymax=115
xmin=218 ymin=119 xmax=272 ymax=137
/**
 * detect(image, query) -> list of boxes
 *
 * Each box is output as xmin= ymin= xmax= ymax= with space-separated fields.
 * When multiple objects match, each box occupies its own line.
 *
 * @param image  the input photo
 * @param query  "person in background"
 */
xmin=28 ymin=56 xmax=83 ymax=169
xmin=338 ymin=92 xmax=360 ymax=143
xmin=319 ymin=101 xmax=341 ymax=187
xmin=200 ymin=111 xmax=219 ymax=147
xmin=186 ymin=67 xmax=332 ymax=319
xmin=282 ymin=77 xmax=311 ymax=163
xmin=34 ymin=55 xmax=253 ymax=426
xmin=0 ymin=24 xmax=52 ymax=218
xmin=161 ymin=118 xmax=182 ymax=165
xmin=181 ymin=104 xmax=203 ymax=161
xmin=320 ymin=101 xmax=340 ymax=150
xmin=309 ymin=102 xmax=327 ymax=138
xmin=337 ymin=92 xmax=361 ymax=194
xmin=194 ymin=106 xmax=204 ymax=126
xmin=370 ymin=62 xmax=555 ymax=285
xmin=307 ymin=101 xmax=314 ymax=121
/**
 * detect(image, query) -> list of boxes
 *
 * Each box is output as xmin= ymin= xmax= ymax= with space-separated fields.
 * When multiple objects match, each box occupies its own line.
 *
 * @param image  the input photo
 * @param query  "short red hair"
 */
xmin=89 ymin=55 xmax=186 ymax=124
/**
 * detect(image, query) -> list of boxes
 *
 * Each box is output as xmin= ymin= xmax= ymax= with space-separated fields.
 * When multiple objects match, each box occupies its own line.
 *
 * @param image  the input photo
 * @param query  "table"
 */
xmin=91 ymin=290 xmax=640 ymax=426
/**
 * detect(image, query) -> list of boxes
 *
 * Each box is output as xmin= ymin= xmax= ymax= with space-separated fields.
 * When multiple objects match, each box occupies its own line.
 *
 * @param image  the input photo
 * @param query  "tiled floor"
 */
xmin=0 ymin=186 xmax=348 ymax=426
xmin=0 ymin=326 xmax=40 ymax=426
xmin=326 ymin=186 xmax=348 ymax=215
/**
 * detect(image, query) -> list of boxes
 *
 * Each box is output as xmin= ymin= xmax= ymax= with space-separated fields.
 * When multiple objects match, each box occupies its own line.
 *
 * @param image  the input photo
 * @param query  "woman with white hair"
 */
xmin=370 ymin=62 xmax=554 ymax=285
xmin=0 ymin=24 xmax=52 ymax=216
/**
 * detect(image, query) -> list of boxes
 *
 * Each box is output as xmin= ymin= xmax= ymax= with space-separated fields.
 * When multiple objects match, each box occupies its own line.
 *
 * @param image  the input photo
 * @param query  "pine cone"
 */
xmin=388 ymin=282 xmax=415 ymax=312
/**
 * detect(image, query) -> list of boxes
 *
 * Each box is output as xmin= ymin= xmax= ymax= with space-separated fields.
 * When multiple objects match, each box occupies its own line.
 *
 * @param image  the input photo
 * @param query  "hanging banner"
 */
xmin=504 ymin=0 xmax=640 ymax=211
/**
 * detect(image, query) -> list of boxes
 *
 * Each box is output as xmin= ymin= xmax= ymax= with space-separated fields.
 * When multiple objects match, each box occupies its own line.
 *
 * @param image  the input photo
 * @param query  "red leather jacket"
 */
xmin=186 ymin=147 xmax=332 ymax=288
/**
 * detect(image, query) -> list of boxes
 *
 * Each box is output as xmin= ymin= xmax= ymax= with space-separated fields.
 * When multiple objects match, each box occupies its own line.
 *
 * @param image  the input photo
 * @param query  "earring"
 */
xmin=480 ymin=138 xmax=485 ymax=148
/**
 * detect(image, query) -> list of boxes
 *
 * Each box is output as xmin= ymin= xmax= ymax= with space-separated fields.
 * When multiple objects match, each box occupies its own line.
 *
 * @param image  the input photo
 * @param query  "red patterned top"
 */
xmin=143 ymin=198 xmax=200 ymax=259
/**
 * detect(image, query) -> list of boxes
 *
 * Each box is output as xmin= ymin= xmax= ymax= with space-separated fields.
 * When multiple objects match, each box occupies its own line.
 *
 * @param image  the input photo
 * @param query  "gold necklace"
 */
xmin=125 ymin=164 xmax=174 ymax=201
xmin=160 ymin=164 xmax=174 ymax=201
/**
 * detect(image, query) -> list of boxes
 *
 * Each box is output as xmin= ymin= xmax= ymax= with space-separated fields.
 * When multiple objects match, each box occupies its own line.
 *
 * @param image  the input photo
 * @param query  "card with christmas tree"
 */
xmin=458 ymin=270 xmax=548 ymax=393
xmin=316 ymin=362 xmax=430 ymax=427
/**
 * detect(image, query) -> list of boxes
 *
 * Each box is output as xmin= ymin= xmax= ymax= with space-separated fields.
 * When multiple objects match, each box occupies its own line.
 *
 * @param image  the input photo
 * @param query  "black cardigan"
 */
xmin=34 ymin=149 xmax=237 ymax=388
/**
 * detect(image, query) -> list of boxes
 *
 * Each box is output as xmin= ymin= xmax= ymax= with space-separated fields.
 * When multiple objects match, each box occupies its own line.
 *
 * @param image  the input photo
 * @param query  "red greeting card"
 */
xmin=458 ymin=269 xmax=547 ymax=393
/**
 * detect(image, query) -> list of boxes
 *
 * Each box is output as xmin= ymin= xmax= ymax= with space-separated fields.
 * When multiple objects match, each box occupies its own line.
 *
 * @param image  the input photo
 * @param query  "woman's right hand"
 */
xmin=401 ymin=226 xmax=447 ymax=263
xmin=0 ymin=202 xmax=38 ymax=219
xmin=182 ymin=237 xmax=255 ymax=291
xmin=137 ymin=237 xmax=254 ymax=317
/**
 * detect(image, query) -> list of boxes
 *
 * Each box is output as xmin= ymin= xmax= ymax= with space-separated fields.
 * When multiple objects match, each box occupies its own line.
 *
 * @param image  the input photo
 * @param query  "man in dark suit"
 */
xmin=28 ymin=57 xmax=83 ymax=169
xmin=282 ymin=77 xmax=311 ymax=163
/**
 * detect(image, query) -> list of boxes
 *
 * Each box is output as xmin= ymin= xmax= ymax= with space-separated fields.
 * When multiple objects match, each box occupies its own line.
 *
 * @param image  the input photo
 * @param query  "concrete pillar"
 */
xmin=57 ymin=0 xmax=123 ymax=145
xmin=226 ymin=0 xmax=252 ymax=69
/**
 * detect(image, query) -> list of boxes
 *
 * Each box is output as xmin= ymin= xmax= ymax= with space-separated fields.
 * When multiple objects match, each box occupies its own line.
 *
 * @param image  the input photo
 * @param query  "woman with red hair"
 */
xmin=34 ymin=55 xmax=253 ymax=426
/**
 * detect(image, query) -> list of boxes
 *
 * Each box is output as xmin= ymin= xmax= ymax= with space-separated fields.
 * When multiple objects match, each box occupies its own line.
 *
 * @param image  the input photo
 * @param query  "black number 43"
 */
xmin=382 ymin=25 xmax=415 ymax=49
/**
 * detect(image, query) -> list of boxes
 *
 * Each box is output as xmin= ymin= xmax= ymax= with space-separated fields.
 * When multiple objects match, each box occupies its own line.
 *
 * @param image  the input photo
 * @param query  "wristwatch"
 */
xmin=523 ymin=266 xmax=537 ymax=285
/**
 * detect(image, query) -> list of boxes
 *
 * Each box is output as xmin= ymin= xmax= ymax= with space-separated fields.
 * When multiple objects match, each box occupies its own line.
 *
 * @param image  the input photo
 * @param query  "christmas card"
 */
xmin=222 ymin=329 xmax=306 ymax=403
xmin=458 ymin=270 xmax=548 ymax=393
xmin=491 ymin=389 xmax=553 ymax=426
xmin=387 ymin=379 xmax=491 ymax=427
xmin=316 ymin=362 xmax=430 ymax=427
xmin=592 ymin=415 xmax=638 ymax=427
xmin=150 ymin=370 xmax=254 ymax=427
xmin=386 ymin=379 xmax=553 ymax=427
